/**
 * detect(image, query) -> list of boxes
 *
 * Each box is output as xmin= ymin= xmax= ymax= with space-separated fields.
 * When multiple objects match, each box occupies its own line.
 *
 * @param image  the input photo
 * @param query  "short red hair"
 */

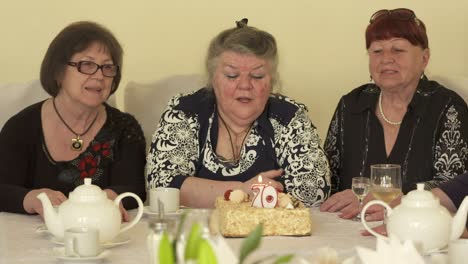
xmin=365 ymin=9 xmax=429 ymax=49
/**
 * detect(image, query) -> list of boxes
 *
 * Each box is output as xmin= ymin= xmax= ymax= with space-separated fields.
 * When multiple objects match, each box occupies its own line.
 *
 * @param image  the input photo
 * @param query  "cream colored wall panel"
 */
xmin=1 ymin=0 xmax=466 ymax=139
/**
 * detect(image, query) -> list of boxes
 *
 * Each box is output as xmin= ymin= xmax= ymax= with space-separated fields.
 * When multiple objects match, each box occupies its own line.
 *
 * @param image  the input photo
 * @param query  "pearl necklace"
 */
xmin=378 ymin=92 xmax=402 ymax=126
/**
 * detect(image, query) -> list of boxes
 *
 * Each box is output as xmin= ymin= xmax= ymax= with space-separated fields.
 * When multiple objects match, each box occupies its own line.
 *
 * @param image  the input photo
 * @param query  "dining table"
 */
xmin=0 ymin=207 xmax=381 ymax=264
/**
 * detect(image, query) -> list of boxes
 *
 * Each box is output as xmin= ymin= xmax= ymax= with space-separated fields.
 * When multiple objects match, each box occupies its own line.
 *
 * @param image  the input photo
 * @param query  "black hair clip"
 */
xmin=236 ymin=18 xmax=248 ymax=28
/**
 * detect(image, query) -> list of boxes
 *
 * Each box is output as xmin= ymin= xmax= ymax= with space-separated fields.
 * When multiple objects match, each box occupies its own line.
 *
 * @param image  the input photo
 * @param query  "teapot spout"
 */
xmin=451 ymin=196 xmax=468 ymax=241
xmin=37 ymin=192 xmax=64 ymax=239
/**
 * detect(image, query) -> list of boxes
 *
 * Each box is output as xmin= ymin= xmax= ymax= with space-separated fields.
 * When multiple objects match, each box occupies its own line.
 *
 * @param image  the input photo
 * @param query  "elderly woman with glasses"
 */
xmin=0 ymin=21 xmax=146 ymax=220
xmin=147 ymin=19 xmax=331 ymax=208
xmin=320 ymin=8 xmax=468 ymax=219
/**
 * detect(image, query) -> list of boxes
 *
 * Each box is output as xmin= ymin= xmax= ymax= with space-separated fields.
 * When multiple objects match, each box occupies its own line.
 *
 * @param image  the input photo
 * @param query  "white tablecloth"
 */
xmin=0 ymin=208 xmax=377 ymax=263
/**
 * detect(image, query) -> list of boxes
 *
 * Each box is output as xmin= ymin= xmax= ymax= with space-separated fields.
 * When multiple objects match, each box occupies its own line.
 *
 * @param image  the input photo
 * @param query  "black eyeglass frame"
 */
xmin=67 ymin=61 xmax=119 ymax=78
xmin=369 ymin=8 xmax=418 ymax=24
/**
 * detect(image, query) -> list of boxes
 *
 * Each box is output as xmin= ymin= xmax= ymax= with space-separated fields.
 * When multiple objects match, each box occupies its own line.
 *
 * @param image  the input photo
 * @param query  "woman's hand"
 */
xmin=361 ymin=195 xmax=402 ymax=222
xmin=104 ymin=189 xmax=130 ymax=222
xmin=320 ymin=189 xmax=358 ymax=214
xmin=23 ymin=188 xmax=67 ymax=217
xmin=242 ymin=169 xmax=284 ymax=194
xmin=321 ymin=190 xmax=402 ymax=221
xmin=335 ymin=193 xmax=377 ymax=219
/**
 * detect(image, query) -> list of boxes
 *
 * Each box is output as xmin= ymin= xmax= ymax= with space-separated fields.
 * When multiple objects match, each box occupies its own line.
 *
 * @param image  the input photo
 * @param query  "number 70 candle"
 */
xmin=251 ymin=174 xmax=278 ymax=208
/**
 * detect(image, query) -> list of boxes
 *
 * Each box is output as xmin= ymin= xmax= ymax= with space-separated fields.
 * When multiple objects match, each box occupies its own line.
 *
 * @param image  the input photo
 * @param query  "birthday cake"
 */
xmin=214 ymin=189 xmax=312 ymax=237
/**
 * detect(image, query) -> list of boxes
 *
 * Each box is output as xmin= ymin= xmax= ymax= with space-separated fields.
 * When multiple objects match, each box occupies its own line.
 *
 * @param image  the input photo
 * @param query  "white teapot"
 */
xmin=361 ymin=183 xmax=468 ymax=253
xmin=37 ymin=178 xmax=144 ymax=242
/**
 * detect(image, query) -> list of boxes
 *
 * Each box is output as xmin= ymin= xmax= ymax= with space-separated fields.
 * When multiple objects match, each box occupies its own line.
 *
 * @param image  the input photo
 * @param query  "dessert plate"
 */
xmin=52 ymin=234 xmax=130 ymax=248
xmin=143 ymin=206 xmax=184 ymax=216
xmin=53 ymin=247 xmax=110 ymax=262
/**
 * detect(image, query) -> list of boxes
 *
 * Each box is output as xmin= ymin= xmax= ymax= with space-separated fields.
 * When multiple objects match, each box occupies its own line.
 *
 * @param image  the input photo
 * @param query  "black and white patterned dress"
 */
xmin=147 ymin=88 xmax=331 ymax=207
xmin=324 ymin=77 xmax=468 ymax=194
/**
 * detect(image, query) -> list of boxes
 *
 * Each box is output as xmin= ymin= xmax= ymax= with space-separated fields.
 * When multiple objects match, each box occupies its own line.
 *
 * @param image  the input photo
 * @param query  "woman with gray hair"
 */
xmin=147 ymin=19 xmax=331 ymax=208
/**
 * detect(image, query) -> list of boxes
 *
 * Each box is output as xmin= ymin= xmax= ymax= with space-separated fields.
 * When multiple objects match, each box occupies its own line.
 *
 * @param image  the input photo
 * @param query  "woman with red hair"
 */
xmin=321 ymin=8 xmax=468 ymax=219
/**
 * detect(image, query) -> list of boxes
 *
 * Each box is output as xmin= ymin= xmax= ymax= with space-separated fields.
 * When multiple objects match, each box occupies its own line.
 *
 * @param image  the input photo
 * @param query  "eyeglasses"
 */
xmin=67 ymin=61 xmax=119 ymax=77
xmin=369 ymin=8 xmax=419 ymax=25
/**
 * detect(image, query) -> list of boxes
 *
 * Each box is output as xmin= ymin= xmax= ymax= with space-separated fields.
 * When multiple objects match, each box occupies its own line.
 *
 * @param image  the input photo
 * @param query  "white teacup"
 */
xmin=64 ymin=227 xmax=101 ymax=257
xmin=149 ymin=187 xmax=180 ymax=213
xmin=449 ymin=239 xmax=468 ymax=264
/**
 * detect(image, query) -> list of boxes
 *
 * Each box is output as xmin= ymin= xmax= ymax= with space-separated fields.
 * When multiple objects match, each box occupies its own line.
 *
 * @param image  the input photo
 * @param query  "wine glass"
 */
xmin=370 ymin=164 xmax=402 ymax=221
xmin=351 ymin=177 xmax=370 ymax=221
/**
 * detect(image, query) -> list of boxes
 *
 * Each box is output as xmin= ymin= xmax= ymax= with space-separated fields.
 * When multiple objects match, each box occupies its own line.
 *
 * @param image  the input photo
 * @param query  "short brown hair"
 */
xmin=40 ymin=21 xmax=123 ymax=96
xmin=365 ymin=9 xmax=429 ymax=49
xmin=205 ymin=19 xmax=279 ymax=89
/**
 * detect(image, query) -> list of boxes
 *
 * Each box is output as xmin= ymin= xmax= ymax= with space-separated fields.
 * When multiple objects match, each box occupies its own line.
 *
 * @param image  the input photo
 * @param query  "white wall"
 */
xmin=1 ymin=0 xmax=467 ymax=139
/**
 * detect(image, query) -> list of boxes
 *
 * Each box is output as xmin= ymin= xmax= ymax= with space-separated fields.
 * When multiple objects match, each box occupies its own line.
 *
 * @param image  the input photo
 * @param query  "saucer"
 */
xmin=35 ymin=224 xmax=49 ymax=234
xmin=53 ymin=247 xmax=110 ymax=262
xmin=143 ymin=206 xmax=184 ymax=216
xmin=52 ymin=234 xmax=130 ymax=248
xmin=423 ymin=246 xmax=448 ymax=256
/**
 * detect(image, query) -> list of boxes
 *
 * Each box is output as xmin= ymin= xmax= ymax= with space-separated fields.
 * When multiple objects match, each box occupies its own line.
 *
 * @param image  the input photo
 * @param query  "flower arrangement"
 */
xmin=152 ymin=211 xmax=294 ymax=264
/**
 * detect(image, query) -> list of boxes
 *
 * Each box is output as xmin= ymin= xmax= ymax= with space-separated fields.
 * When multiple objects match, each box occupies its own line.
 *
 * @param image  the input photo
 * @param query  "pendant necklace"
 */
xmin=378 ymin=92 xmax=402 ymax=126
xmin=52 ymin=98 xmax=99 ymax=151
xmin=218 ymin=114 xmax=252 ymax=164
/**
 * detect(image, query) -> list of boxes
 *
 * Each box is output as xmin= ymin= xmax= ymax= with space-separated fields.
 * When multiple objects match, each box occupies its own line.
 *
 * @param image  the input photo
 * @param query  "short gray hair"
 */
xmin=205 ymin=19 xmax=279 ymax=90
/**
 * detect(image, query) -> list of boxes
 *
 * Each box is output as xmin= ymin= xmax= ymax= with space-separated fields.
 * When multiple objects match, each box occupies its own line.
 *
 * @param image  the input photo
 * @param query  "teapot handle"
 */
xmin=114 ymin=192 xmax=144 ymax=234
xmin=361 ymin=200 xmax=392 ymax=240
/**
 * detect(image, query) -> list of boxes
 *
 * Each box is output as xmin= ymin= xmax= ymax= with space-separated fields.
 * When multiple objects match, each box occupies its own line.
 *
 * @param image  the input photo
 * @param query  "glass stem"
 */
xmin=356 ymin=199 xmax=363 ymax=220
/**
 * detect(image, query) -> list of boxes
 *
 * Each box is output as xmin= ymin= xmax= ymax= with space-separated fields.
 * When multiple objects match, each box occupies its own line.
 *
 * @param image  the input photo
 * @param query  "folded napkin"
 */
xmin=356 ymin=235 xmax=425 ymax=264
xmin=299 ymin=236 xmax=426 ymax=264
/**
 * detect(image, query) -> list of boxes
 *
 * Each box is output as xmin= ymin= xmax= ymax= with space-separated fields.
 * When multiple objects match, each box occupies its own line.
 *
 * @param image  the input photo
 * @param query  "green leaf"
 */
xmin=159 ymin=232 xmax=175 ymax=264
xmin=185 ymin=222 xmax=202 ymax=260
xmin=239 ymin=223 xmax=263 ymax=264
xmin=197 ymin=238 xmax=218 ymax=264
xmin=273 ymin=254 xmax=294 ymax=264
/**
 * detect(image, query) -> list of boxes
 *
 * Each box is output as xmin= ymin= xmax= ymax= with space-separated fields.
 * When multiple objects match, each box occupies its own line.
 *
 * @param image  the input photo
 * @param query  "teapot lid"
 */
xmin=69 ymin=178 xmax=107 ymax=202
xmin=401 ymin=183 xmax=439 ymax=208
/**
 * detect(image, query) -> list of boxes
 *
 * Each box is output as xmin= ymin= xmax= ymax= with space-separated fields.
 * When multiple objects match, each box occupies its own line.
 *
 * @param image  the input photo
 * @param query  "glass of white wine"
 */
xmin=370 ymin=164 xmax=402 ymax=221
xmin=351 ymin=177 xmax=370 ymax=221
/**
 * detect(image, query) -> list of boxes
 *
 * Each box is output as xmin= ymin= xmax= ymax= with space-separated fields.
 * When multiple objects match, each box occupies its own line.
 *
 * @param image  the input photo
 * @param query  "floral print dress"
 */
xmin=147 ymin=88 xmax=331 ymax=207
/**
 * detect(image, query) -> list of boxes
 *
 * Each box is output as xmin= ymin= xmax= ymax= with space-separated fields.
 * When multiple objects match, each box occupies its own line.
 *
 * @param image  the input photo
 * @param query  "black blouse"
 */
xmin=0 ymin=101 xmax=147 ymax=213
xmin=324 ymin=78 xmax=468 ymax=194
xmin=439 ymin=172 xmax=468 ymax=210
xmin=147 ymin=88 xmax=331 ymax=207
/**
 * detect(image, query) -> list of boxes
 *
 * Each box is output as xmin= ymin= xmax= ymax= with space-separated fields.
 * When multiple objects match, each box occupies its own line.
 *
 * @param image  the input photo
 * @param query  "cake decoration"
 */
xmin=214 ymin=188 xmax=312 ymax=237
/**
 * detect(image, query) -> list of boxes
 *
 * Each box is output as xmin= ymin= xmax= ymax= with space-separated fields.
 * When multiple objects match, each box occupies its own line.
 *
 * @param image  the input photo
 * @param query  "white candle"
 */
xmin=251 ymin=175 xmax=278 ymax=208
xmin=261 ymin=186 xmax=278 ymax=208
xmin=251 ymin=175 xmax=266 ymax=208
